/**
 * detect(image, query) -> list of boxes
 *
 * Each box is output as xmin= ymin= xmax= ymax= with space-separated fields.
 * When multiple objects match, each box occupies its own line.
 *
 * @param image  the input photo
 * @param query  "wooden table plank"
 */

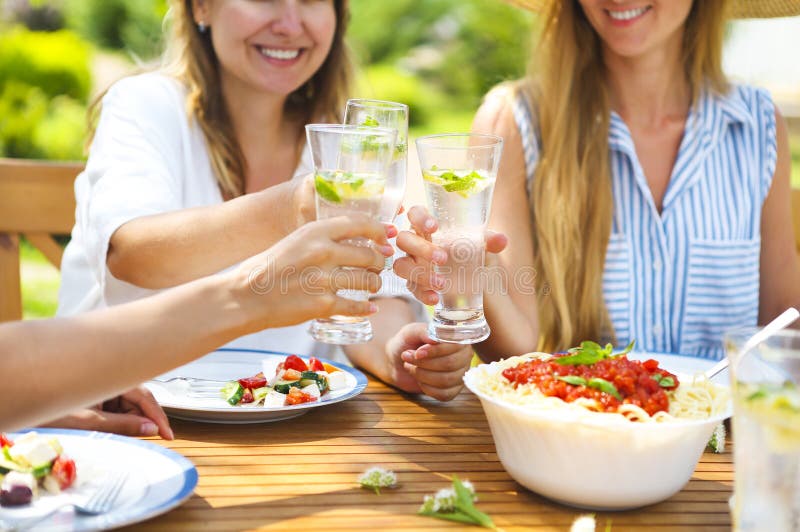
xmin=126 ymin=377 xmax=733 ymax=531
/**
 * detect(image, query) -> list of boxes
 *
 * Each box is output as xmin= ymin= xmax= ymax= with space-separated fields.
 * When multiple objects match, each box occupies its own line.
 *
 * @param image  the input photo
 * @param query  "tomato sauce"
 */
xmin=501 ymin=356 xmax=679 ymax=416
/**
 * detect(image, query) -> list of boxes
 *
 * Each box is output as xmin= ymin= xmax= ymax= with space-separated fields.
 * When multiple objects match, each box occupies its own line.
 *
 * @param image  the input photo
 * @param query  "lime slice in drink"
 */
xmin=740 ymin=382 xmax=800 ymax=451
xmin=423 ymin=169 xmax=489 ymax=198
xmin=315 ymin=171 xmax=384 ymax=202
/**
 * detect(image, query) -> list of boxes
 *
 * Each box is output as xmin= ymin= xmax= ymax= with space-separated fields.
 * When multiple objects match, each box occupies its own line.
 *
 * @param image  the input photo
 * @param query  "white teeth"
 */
xmin=259 ymin=47 xmax=300 ymax=60
xmin=608 ymin=6 xmax=650 ymax=20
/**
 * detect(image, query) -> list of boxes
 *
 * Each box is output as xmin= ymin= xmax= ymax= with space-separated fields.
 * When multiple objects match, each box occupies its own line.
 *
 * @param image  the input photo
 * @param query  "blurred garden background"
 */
xmin=1 ymin=0 xmax=799 ymax=319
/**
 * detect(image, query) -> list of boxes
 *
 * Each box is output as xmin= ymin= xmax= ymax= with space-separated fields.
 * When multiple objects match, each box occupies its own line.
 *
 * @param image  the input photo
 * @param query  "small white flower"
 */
xmin=358 ymin=467 xmax=397 ymax=494
xmin=570 ymin=514 xmax=597 ymax=532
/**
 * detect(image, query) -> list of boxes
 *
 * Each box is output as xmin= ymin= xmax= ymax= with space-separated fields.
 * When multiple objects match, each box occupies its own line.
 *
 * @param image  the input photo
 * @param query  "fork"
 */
xmin=8 ymin=471 xmax=128 ymax=531
xmin=150 ymin=376 xmax=228 ymax=398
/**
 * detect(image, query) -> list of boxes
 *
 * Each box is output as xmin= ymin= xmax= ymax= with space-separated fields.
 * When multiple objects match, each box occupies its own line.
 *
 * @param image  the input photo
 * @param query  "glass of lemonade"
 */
xmin=305 ymin=124 xmax=397 ymax=344
xmin=344 ymin=99 xmax=408 ymax=271
xmin=416 ymin=133 xmax=503 ymax=344
xmin=725 ymin=328 xmax=800 ymax=531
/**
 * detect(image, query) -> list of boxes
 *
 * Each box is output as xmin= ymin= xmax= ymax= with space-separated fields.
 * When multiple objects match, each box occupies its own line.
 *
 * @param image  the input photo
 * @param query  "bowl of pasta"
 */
xmin=463 ymin=342 xmax=731 ymax=510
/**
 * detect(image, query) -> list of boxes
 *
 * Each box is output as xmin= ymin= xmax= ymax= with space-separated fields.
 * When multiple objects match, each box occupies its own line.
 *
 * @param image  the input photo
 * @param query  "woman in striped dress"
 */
xmin=394 ymin=0 xmax=800 ymax=360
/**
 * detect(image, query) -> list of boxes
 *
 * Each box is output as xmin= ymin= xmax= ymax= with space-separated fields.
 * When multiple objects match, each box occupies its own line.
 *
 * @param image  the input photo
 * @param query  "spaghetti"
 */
xmin=473 ymin=353 xmax=728 ymax=423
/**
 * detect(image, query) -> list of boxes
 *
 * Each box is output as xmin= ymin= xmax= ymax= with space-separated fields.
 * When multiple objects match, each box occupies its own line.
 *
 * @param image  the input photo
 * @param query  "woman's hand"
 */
xmin=41 ymin=386 xmax=173 ymax=439
xmin=393 ymin=206 xmax=508 ymax=305
xmin=385 ymin=323 xmax=475 ymax=401
xmin=233 ymin=215 xmax=396 ymax=331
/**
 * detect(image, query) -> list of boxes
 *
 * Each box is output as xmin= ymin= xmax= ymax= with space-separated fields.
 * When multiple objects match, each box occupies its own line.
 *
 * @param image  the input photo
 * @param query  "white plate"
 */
xmin=627 ymin=350 xmax=723 ymax=379
xmin=145 ymin=348 xmax=368 ymax=424
xmin=0 ymin=429 xmax=197 ymax=531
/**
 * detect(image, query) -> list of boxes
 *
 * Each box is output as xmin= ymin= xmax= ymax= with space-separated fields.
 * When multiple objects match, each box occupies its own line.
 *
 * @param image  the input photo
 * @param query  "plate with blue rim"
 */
xmin=0 ymin=428 xmax=197 ymax=532
xmin=144 ymin=348 xmax=369 ymax=424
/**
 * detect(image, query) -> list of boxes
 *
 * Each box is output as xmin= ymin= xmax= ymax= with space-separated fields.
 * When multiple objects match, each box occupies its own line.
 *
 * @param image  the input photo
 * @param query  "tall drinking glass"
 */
xmin=306 ymin=124 xmax=397 ymax=345
xmin=416 ymin=133 xmax=503 ymax=344
xmin=344 ymin=99 xmax=408 ymax=271
xmin=344 ymin=99 xmax=408 ymax=224
xmin=725 ymin=328 xmax=800 ymax=531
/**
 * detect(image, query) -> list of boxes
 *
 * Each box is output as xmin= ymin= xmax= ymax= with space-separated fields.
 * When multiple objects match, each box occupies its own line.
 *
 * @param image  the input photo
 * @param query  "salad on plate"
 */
xmin=0 ymin=432 xmax=77 ymax=507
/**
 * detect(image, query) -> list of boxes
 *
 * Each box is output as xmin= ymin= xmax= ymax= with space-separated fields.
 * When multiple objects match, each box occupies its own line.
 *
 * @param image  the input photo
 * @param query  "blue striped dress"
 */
xmin=512 ymin=85 xmax=777 ymax=360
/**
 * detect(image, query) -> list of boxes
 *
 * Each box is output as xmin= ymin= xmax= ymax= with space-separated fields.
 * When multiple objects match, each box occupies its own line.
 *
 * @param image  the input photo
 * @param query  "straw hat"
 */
xmin=504 ymin=0 xmax=800 ymax=19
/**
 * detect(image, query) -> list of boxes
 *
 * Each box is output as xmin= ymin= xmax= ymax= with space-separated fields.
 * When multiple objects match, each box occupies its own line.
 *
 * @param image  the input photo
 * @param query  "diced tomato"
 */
xmin=642 ymin=359 xmax=660 ymax=372
xmin=308 ymin=357 xmax=325 ymax=372
xmin=51 ymin=456 xmax=76 ymax=490
xmin=284 ymin=355 xmax=308 ymax=372
xmin=283 ymin=368 xmax=303 ymax=381
xmin=285 ymin=387 xmax=316 ymax=406
xmin=238 ymin=372 xmax=267 ymax=390
xmin=0 ymin=434 xmax=13 ymax=448
xmin=240 ymin=389 xmax=255 ymax=404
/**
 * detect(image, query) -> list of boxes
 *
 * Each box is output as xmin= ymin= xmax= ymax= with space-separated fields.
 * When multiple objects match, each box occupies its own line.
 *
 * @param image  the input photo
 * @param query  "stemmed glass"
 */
xmin=305 ymin=124 xmax=397 ymax=344
xmin=344 ymin=99 xmax=408 ymax=268
xmin=415 ymin=133 xmax=503 ymax=344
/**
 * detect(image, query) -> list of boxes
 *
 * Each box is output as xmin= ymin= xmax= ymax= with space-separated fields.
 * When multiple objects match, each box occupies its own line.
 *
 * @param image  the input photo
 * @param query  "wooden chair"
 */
xmin=0 ymin=158 xmax=83 ymax=322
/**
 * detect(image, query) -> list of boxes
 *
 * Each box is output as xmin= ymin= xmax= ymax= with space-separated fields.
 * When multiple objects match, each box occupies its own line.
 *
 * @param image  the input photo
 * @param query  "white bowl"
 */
xmin=463 ymin=361 xmax=730 ymax=510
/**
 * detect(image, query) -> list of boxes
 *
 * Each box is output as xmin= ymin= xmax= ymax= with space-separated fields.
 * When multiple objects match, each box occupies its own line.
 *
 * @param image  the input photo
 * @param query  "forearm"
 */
xmin=0 ymin=273 xmax=250 ymax=431
xmin=343 ymin=298 xmax=417 ymax=388
xmin=107 ymin=183 xmax=297 ymax=289
xmin=476 ymin=272 xmax=539 ymax=360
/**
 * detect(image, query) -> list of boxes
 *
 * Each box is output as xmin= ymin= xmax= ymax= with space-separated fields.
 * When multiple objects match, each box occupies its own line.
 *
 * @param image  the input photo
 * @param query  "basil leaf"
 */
xmin=553 ymin=350 xmax=604 ymax=366
xmin=612 ymin=340 xmax=636 ymax=357
xmin=555 ymin=375 xmax=588 ymax=386
xmin=657 ymin=376 xmax=675 ymax=388
xmin=587 ymin=378 xmax=622 ymax=400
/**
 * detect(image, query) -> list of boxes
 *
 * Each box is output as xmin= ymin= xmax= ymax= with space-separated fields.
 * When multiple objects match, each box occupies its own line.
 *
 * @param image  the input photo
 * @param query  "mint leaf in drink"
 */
xmin=315 ymin=174 xmax=341 ymax=203
xmin=556 ymin=375 xmax=588 ymax=386
xmin=361 ymin=115 xmax=379 ymax=127
xmin=587 ymin=378 xmax=622 ymax=400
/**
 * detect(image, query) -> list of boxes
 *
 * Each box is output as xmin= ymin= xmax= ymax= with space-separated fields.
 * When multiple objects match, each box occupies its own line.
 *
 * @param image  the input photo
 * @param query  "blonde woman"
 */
xmin=54 ymin=0 xmax=474 ymax=436
xmin=395 ymin=0 xmax=800 ymax=361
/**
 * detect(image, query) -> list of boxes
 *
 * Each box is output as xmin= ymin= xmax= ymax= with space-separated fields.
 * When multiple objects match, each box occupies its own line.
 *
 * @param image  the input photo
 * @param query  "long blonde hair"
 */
xmin=90 ymin=0 xmax=352 ymax=199
xmin=524 ymin=0 xmax=730 ymax=352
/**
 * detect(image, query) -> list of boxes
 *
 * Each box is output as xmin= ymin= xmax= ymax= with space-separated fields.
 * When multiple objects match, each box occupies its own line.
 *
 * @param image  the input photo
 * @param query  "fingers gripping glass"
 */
xmin=305 ymin=124 xmax=397 ymax=345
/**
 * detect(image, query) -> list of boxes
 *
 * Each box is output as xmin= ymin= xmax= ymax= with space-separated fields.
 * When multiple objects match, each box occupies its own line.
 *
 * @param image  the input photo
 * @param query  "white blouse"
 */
xmin=58 ymin=72 xmax=420 ymax=360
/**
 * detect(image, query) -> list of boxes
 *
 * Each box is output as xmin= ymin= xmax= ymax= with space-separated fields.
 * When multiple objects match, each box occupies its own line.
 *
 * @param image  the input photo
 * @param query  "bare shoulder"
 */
xmin=472 ymin=83 xmax=524 ymax=141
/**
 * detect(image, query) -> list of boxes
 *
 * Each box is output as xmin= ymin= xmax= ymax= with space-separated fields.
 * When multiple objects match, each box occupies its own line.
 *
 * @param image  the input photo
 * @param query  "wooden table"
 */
xmin=130 ymin=376 xmax=734 ymax=531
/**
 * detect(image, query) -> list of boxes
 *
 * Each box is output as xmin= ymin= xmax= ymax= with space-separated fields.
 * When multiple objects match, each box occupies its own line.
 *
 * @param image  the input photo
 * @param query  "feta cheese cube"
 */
xmin=327 ymin=371 xmax=349 ymax=391
xmin=8 ymin=435 xmax=57 ymax=468
xmin=301 ymin=382 xmax=321 ymax=399
xmin=263 ymin=390 xmax=287 ymax=408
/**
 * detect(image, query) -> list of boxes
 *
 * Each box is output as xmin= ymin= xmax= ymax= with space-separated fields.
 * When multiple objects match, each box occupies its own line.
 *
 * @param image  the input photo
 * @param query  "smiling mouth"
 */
xmin=256 ymin=46 xmax=303 ymax=61
xmin=606 ymin=5 xmax=652 ymax=21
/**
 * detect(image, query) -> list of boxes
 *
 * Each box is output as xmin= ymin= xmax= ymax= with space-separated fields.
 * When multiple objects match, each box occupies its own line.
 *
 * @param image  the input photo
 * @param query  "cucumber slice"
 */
xmin=0 ymin=457 xmax=26 ymax=474
xmin=221 ymin=382 xmax=245 ymax=406
xmin=299 ymin=371 xmax=328 ymax=393
xmin=32 ymin=464 xmax=51 ymax=479
xmin=273 ymin=381 xmax=302 ymax=394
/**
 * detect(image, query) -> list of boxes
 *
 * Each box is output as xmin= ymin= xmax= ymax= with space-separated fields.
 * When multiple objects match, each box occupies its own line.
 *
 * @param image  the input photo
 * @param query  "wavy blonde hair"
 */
xmin=522 ymin=0 xmax=730 ymax=352
xmin=89 ymin=0 xmax=352 ymax=199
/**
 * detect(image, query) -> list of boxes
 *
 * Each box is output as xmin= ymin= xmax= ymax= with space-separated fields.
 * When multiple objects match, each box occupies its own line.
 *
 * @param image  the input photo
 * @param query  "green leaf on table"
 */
xmin=418 ymin=476 xmax=495 ymax=529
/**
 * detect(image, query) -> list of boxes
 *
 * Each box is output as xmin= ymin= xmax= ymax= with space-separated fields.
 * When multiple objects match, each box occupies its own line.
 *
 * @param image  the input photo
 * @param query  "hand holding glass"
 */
xmin=415 ymin=133 xmax=503 ymax=344
xmin=305 ymin=124 xmax=397 ymax=345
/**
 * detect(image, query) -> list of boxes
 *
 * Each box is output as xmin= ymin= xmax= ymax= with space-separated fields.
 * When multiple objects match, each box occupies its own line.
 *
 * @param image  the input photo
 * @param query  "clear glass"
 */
xmin=343 ymin=99 xmax=408 ymax=224
xmin=305 ymin=124 xmax=397 ymax=345
xmin=725 ymin=328 xmax=800 ymax=532
xmin=344 ymin=99 xmax=409 ymax=271
xmin=416 ymin=133 xmax=503 ymax=344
